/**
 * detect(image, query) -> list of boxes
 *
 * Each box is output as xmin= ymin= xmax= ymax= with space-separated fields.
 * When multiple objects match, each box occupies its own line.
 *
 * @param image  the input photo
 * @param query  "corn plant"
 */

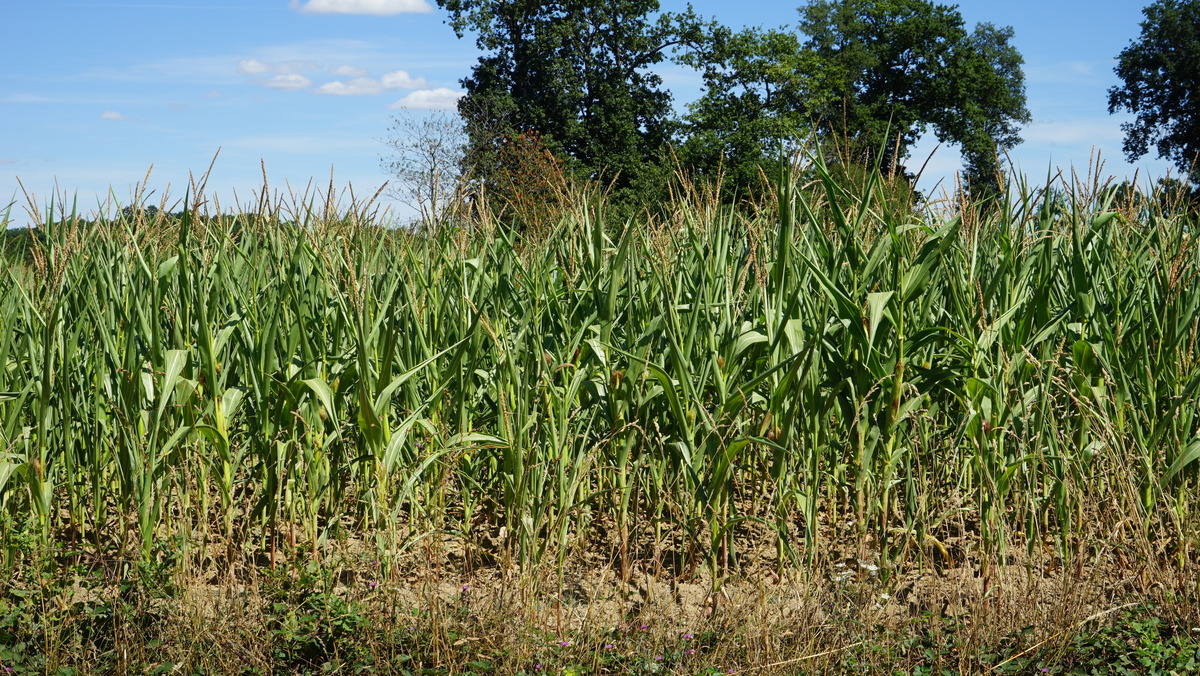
xmin=0 ymin=160 xmax=1196 ymax=584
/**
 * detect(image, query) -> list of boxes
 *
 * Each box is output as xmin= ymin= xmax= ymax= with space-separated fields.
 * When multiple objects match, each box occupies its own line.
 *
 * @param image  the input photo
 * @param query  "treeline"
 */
xmin=1 ymin=207 xmax=286 ymax=266
xmin=383 ymin=0 xmax=1199 ymax=226
xmin=381 ymin=0 xmax=1032 ymax=225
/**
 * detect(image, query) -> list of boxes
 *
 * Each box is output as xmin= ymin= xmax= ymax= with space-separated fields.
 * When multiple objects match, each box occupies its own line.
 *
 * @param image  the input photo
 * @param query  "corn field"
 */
xmin=1 ymin=162 xmax=1198 ymax=582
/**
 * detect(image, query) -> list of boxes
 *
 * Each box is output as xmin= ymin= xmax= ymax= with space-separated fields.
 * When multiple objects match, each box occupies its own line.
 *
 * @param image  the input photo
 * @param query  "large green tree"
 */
xmin=681 ymin=0 xmax=1031 ymax=196
xmin=1108 ymin=0 xmax=1200 ymax=182
xmin=436 ymin=0 xmax=704 ymax=204
xmin=676 ymin=26 xmax=827 ymax=191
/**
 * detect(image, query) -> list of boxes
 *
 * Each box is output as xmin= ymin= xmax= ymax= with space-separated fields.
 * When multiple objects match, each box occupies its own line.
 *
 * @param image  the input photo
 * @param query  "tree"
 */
xmin=380 ymin=108 xmax=468 ymax=225
xmin=120 ymin=204 xmax=160 ymax=221
xmin=800 ymin=0 xmax=1030 ymax=193
xmin=1111 ymin=176 xmax=1197 ymax=216
xmin=676 ymin=26 xmax=826 ymax=193
xmin=943 ymin=22 xmax=1031 ymax=197
xmin=434 ymin=0 xmax=705 ymax=206
xmin=1108 ymin=0 xmax=1200 ymax=183
xmin=680 ymin=0 xmax=1031 ymax=197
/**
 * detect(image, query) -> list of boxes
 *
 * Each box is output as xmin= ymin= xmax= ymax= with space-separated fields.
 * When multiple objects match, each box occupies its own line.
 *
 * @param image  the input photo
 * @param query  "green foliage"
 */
xmin=432 ymin=2 xmax=1033 ymax=211
xmin=677 ymin=0 xmax=1030 ymax=198
xmin=675 ymin=25 xmax=821 ymax=193
xmin=1109 ymin=0 xmax=1200 ymax=184
xmin=0 ymin=167 xmax=1199 ymax=672
xmin=799 ymin=0 xmax=1030 ymax=190
xmin=263 ymin=562 xmax=371 ymax=672
xmin=437 ymin=0 xmax=706 ymax=207
xmin=0 ymin=162 xmax=1198 ymax=584
xmin=1110 ymin=176 xmax=1198 ymax=218
xmin=0 ymin=227 xmax=46 ymax=267
xmin=989 ymin=606 xmax=1200 ymax=675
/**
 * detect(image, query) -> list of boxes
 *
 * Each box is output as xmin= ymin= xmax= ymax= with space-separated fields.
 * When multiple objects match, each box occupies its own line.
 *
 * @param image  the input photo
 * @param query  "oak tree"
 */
xmin=1108 ymin=0 xmax=1200 ymax=183
xmin=435 ymin=0 xmax=705 ymax=206
xmin=681 ymin=0 xmax=1031 ymax=197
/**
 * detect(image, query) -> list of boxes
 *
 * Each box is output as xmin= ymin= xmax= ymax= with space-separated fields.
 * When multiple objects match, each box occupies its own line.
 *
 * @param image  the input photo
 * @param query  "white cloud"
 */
xmin=237 ymin=59 xmax=272 ymax=75
xmin=263 ymin=74 xmax=313 ymax=90
xmin=238 ymin=59 xmax=320 ymax=76
xmin=331 ymin=65 xmax=369 ymax=77
xmin=290 ymin=0 xmax=432 ymax=15
xmin=388 ymin=87 xmax=463 ymax=110
xmin=73 ymin=44 xmax=389 ymax=88
xmin=0 ymin=158 xmax=17 ymax=165
xmin=315 ymin=77 xmax=383 ymax=95
xmin=381 ymin=70 xmax=426 ymax=89
xmin=313 ymin=70 xmax=434 ymax=96
xmin=101 ymin=111 xmax=130 ymax=121
xmin=205 ymin=91 xmax=225 ymax=98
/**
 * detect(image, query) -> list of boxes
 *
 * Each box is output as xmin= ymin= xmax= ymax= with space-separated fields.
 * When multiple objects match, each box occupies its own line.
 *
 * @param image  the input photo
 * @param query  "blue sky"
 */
xmin=1 ymin=0 xmax=1178 ymax=225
